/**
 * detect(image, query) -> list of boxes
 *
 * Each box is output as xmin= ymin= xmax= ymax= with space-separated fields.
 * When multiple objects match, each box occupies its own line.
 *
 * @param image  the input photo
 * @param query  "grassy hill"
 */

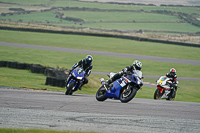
xmin=0 ymin=0 xmax=200 ymax=43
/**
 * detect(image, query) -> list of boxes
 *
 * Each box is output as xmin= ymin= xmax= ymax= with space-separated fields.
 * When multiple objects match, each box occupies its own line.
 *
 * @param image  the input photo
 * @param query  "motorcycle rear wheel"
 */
xmin=96 ymin=86 xmax=107 ymax=101
xmin=120 ymin=88 xmax=137 ymax=103
xmin=154 ymin=89 xmax=162 ymax=100
xmin=65 ymin=81 xmax=75 ymax=95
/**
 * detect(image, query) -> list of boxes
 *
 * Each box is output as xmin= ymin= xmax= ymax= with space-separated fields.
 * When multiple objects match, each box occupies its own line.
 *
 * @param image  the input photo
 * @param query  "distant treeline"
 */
xmin=9 ymin=8 xmax=25 ymax=11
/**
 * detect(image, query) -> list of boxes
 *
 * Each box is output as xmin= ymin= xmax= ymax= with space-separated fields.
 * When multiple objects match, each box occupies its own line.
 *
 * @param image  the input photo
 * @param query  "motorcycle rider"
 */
xmin=66 ymin=55 xmax=93 ymax=90
xmin=166 ymin=68 xmax=178 ymax=90
xmin=105 ymin=60 xmax=143 ymax=89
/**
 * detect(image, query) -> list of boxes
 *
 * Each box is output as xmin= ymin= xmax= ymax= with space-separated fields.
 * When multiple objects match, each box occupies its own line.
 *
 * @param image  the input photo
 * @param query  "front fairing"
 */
xmin=127 ymin=70 xmax=143 ymax=86
xmin=157 ymin=76 xmax=171 ymax=90
xmin=67 ymin=67 xmax=85 ymax=90
xmin=157 ymin=76 xmax=167 ymax=85
xmin=71 ymin=67 xmax=85 ymax=80
xmin=106 ymin=77 xmax=126 ymax=98
xmin=106 ymin=71 xmax=143 ymax=98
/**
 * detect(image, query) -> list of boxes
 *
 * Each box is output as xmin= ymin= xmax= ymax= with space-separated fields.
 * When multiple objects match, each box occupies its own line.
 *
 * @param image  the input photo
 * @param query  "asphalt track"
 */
xmin=1 ymin=42 xmax=200 ymax=132
xmin=0 ymin=87 xmax=200 ymax=133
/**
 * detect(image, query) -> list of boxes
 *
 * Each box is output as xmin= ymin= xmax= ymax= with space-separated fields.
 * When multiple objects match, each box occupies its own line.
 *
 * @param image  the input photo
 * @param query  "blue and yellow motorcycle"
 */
xmin=96 ymin=70 xmax=143 ymax=103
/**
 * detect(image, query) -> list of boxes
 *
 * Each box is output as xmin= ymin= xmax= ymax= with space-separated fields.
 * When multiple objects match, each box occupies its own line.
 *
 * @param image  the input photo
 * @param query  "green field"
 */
xmin=0 ymin=0 xmax=51 ymax=5
xmin=1 ymin=30 xmax=200 ymax=61
xmin=1 ymin=45 xmax=200 ymax=78
xmin=61 ymin=11 xmax=180 ymax=22
xmin=1 ymin=0 xmax=198 ymax=14
xmin=0 ymin=12 xmax=59 ymax=23
xmin=0 ymin=29 xmax=200 ymax=103
xmin=0 ymin=0 xmax=199 ymax=34
xmin=50 ymin=0 xmax=200 ymax=14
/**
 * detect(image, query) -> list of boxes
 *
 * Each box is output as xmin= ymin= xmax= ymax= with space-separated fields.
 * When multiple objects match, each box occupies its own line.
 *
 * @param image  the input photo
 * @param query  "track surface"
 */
xmin=1 ymin=42 xmax=200 ymax=132
xmin=0 ymin=88 xmax=200 ymax=133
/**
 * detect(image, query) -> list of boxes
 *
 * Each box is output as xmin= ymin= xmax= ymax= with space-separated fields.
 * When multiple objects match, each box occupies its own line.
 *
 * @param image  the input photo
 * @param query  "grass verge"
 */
xmin=0 ymin=67 xmax=199 ymax=103
xmin=1 ymin=46 xmax=200 ymax=78
xmin=0 ymin=128 xmax=98 ymax=133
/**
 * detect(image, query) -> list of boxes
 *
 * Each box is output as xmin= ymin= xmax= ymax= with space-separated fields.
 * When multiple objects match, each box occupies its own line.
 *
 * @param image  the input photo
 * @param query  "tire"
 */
xmin=65 ymin=81 xmax=75 ymax=95
xmin=120 ymin=87 xmax=137 ymax=103
xmin=24 ymin=63 xmax=32 ymax=70
xmin=7 ymin=61 xmax=17 ymax=68
xmin=167 ymin=91 xmax=176 ymax=101
xmin=96 ymin=86 xmax=107 ymax=101
xmin=0 ymin=61 xmax=7 ymax=67
xmin=154 ymin=89 xmax=162 ymax=100
xmin=17 ymin=63 xmax=26 ymax=69
xmin=31 ymin=64 xmax=45 ymax=74
xmin=45 ymin=77 xmax=51 ymax=85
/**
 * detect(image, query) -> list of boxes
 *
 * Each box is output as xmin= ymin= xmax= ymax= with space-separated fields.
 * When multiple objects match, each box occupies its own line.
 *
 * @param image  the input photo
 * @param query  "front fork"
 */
xmin=170 ymin=87 xmax=176 ymax=98
xmin=66 ymin=79 xmax=79 ymax=91
xmin=157 ymin=86 xmax=164 ymax=94
xmin=65 ymin=74 xmax=71 ymax=86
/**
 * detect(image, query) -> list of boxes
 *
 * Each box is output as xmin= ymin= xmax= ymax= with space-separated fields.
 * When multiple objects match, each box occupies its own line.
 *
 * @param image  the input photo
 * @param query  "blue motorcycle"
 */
xmin=96 ymin=70 xmax=143 ymax=103
xmin=65 ymin=67 xmax=85 ymax=95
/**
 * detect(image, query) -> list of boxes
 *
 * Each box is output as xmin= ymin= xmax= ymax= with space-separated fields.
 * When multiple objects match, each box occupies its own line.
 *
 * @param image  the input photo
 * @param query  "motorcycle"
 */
xmin=154 ymin=76 xmax=178 ymax=101
xmin=96 ymin=70 xmax=143 ymax=103
xmin=65 ymin=67 xmax=85 ymax=95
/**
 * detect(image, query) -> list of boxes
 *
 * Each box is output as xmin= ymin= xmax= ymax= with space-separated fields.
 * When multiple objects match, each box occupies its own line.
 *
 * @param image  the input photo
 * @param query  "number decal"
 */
xmin=120 ymin=80 xmax=126 ymax=87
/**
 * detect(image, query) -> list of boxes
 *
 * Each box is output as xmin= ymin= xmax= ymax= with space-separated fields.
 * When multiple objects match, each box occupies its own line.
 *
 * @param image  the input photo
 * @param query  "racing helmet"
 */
xmin=85 ymin=55 xmax=93 ymax=64
xmin=170 ymin=68 xmax=176 ymax=76
xmin=133 ymin=60 xmax=142 ymax=70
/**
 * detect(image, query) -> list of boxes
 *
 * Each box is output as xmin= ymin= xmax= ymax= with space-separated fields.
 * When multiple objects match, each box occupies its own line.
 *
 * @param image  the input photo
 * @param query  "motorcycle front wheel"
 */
xmin=96 ymin=86 xmax=107 ymax=101
xmin=120 ymin=88 xmax=137 ymax=103
xmin=167 ymin=91 xmax=176 ymax=101
xmin=154 ymin=89 xmax=162 ymax=100
xmin=65 ymin=81 xmax=76 ymax=95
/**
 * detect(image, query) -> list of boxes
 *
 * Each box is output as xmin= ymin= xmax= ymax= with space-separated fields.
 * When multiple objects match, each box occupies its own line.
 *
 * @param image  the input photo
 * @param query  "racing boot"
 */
xmin=78 ymin=83 xmax=83 ymax=90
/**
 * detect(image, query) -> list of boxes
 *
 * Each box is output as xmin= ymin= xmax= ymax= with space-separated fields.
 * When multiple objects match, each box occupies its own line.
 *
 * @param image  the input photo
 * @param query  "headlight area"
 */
xmin=77 ymin=77 xmax=83 ymax=80
xmin=137 ymin=77 xmax=141 ymax=84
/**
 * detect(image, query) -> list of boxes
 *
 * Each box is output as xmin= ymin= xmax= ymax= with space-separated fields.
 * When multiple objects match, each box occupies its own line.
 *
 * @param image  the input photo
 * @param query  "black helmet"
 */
xmin=85 ymin=55 xmax=93 ymax=64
